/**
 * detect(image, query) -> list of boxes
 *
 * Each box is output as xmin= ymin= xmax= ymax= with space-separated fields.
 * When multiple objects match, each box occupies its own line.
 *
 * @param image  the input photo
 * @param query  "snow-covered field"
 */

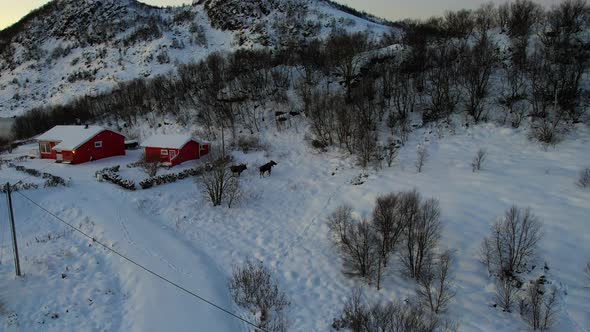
xmin=0 ymin=121 xmax=589 ymax=331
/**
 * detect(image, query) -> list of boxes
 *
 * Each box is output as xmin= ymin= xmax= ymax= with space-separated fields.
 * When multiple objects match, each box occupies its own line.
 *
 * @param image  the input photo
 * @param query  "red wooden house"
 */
xmin=142 ymin=134 xmax=209 ymax=166
xmin=36 ymin=125 xmax=126 ymax=164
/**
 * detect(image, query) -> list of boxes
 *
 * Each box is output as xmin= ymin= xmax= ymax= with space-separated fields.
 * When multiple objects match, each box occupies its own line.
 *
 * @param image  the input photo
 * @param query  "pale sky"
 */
xmin=0 ymin=0 xmax=558 ymax=30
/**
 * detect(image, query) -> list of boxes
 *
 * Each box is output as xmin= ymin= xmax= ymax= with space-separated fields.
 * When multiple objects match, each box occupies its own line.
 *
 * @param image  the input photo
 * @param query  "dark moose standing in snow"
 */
xmin=259 ymin=161 xmax=277 ymax=177
xmin=230 ymin=164 xmax=248 ymax=176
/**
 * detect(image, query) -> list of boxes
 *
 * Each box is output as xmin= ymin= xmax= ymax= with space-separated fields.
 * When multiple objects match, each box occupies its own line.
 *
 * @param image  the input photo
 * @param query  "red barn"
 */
xmin=36 ymin=125 xmax=126 ymax=164
xmin=142 ymin=134 xmax=209 ymax=166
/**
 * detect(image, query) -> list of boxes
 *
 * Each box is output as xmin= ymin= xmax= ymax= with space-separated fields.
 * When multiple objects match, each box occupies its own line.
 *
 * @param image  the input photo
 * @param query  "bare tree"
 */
xmin=474 ymin=2 xmax=497 ymax=33
xmin=384 ymin=141 xmax=399 ymax=168
xmin=423 ymin=45 xmax=461 ymax=122
xmin=401 ymin=193 xmax=442 ymax=280
xmin=200 ymin=164 xmax=240 ymax=207
xmin=481 ymin=206 xmax=543 ymax=279
xmin=416 ymin=145 xmax=429 ymax=173
xmin=520 ymin=280 xmax=559 ymax=331
xmin=460 ymin=33 xmax=498 ymax=122
xmin=336 ymin=287 xmax=368 ymax=332
xmin=495 ymin=278 xmax=518 ymax=312
xmin=508 ymin=0 xmax=543 ymax=38
xmin=328 ymin=205 xmax=379 ymax=283
xmin=416 ymin=250 xmax=456 ymax=314
xmin=326 ymin=32 xmax=370 ymax=102
xmin=371 ymin=193 xmax=406 ymax=289
xmin=229 ymin=260 xmax=290 ymax=331
xmin=497 ymin=62 xmax=528 ymax=127
xmin=471 ymin=148 xmax=487 ymax=172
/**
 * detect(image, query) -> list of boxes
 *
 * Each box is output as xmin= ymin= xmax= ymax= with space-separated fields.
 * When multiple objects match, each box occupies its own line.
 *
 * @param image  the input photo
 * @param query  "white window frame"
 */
xmin=40 ymin=142 xmax=52 ymax=154
xmin=94 ymin=141 xmax=103 ymax=148
xmin=161 ymin=149 xmax=168 ymax=156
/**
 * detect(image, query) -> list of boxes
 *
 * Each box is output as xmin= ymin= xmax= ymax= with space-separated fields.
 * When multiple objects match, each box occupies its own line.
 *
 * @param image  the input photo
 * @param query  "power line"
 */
xmin=14 ymin=190 xmax=268 ymax=332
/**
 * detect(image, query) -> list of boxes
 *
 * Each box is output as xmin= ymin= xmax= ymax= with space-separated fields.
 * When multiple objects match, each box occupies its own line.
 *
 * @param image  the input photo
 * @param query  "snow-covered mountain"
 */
xmin=0 ymin=0 xmax=395 ymax=118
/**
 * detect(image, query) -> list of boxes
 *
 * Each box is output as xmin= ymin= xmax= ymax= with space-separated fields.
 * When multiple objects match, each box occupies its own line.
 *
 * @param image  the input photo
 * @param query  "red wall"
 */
xmin=173 ymin=140 xmax=200 ymax=166
xmin=144 ymin=140 xmax=202 ymax=166
xmin=145 ymin=147 xmax=175 ymax=163
xmin=41 ymin=130 xmax=125 ymax=164
xmin=70 ymin=130 xmax=125 ymax=164
xmin=40 ymin=141 xmax=58 ymax=160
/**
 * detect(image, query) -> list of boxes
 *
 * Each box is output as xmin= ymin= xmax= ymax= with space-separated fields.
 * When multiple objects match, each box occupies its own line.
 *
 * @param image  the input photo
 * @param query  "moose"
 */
xmin=230 ymin=164 xmax=248 ymax=176
xmin=259 ymin=160 xmax=277 ymax=178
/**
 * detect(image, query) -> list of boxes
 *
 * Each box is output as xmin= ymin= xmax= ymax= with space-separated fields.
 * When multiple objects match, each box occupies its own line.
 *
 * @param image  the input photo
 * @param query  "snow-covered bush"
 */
xmin=95 ymin=165 xmax=135 ymax=191
xmin=8 ymin=163 xmax=69 ymax=188
xmin=495 ymin=278 xmax=519 ymax=313
xmin=0 ymin=182 xmax=39 ymax=192
xmin=471 ymin=148 xmax=487 ymax=172
xmin=481 ymin=206 xmax=543 ymax=280
xmin=229 ymin=260 xmax=290 ymax=332
xmin=140 ymin=167 xmax=203 ymax=189
xmin=520 ymin=278 xmax=559 ymax=331
xmin=332 ymin=288 xmax=450 ymax=332
xmin=43 ymin=173 xmax=69 ymax=188
xmin=577 ymin=167 xmax=590 ymax=188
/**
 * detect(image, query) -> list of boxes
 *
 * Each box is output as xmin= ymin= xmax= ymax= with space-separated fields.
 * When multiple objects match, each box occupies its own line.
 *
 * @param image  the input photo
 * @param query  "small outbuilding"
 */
xmin=36 ymin=125 xmax=126 ymax=164
xmin=142 ymin=134 xmax=209 ymax=166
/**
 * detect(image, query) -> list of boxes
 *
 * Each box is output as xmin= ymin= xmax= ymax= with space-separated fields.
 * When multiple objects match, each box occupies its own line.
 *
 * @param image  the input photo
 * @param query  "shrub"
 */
xmin=481 ymin=206 xmax=543 ymax=280
xmin=471 ymin=148 xmax=487 ymax=172
xmin=229 ymin=260 xmax=290 ymax=332
xmin=0 ymin=182 xmax=39 ymax=192
xmin=328 ymin=205 xmax=379 ymax=283
xmin=43 ymin=174 xmax=69 ymax=188
xmin=95 ymin=165 xmax=135 ymax=191
xmin=333 ymin=288 xmax=444 ymax=332
xmin=199 ymin=165 xmax=240 ymax=207
xmin=232 ymin=135 xmax=266 ymax=153
xmin=577 ymin=168 xmax=590 ymax=188
xmin=415 ymin=145 xmax=429 ymax=173
xmin=139 ymin=167 xmax=203 ymax=189
xmin=520 ymin=278 xmax=559 ymax=331
xmin=495 ymin=278 xmax=518 ymax=312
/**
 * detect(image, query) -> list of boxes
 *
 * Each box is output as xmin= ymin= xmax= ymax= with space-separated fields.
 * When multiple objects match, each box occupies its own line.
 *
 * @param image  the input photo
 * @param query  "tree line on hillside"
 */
xmin=12 ymin=0 xmax=590 ymax=167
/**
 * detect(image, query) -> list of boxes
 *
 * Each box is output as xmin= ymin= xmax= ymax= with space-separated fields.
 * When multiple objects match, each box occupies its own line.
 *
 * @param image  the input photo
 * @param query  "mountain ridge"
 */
xmin=0 ymin=0 xmax=394 ymax=118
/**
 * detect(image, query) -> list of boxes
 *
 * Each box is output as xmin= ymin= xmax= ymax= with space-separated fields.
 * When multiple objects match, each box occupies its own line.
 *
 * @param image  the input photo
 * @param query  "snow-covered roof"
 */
xmin=36 ymin=125 xmax=112 ymax=151
xmin=141 ymin=134 xmax=195 ymax=149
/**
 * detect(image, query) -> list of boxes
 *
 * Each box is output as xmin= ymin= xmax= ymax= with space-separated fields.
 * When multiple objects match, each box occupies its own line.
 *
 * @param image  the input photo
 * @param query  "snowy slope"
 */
xmin=0 ymin=119 xmax=589 ymax=331
xmin=0 ymin=0 xmax=396 ymax=118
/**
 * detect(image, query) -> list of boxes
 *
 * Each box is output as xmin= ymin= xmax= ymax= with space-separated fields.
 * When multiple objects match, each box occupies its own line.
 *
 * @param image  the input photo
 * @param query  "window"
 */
xmin=40 ymin=142 xmax=52 ymax=154
xmin=161 ymin=149 xmax=168 ymax=155
xmin=95 ymin=141 xmax=103 ymax=148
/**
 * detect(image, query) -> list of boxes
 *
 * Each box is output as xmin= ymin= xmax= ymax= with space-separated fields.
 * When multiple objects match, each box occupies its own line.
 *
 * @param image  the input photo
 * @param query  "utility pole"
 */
xmin=5 ymin=183 xmax=21 ymax=277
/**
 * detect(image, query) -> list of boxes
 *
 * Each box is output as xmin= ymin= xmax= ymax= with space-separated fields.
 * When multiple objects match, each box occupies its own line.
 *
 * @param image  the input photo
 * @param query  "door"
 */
xmin=56 ymin=153 xmax=63 ymax=162
xmin=169 ymin=150 xmax=177 ymax=161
